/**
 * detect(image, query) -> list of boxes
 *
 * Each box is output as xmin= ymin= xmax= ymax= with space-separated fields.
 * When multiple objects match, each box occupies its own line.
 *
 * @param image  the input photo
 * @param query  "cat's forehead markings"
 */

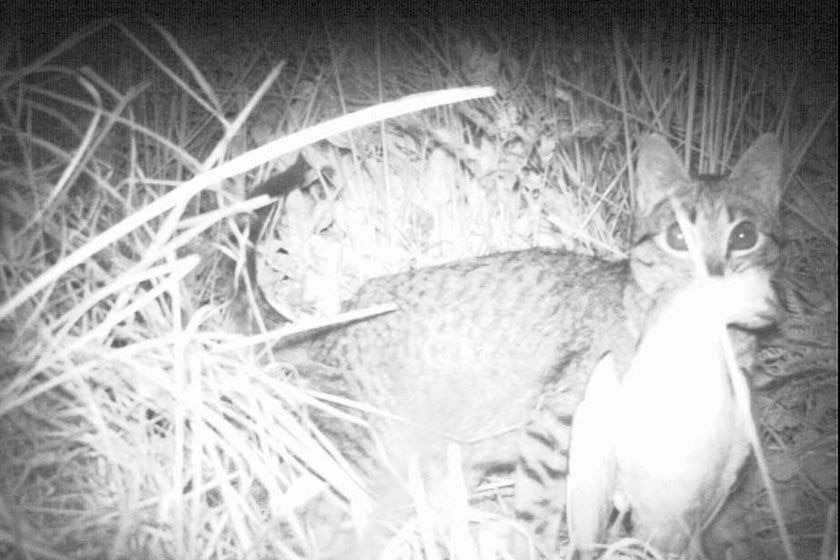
xmin=726 ymin=206 xmax=736 ymax=223
xmin=692 ymin=189 xmax=723 ymax=216
xmin=722 ymin=191 xmax=767 ymax=220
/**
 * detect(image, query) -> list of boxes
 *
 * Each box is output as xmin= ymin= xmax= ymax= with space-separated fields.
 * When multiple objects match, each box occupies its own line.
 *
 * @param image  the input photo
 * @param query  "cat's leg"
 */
xmin=511 ymin=373 xmax=590 ymax=558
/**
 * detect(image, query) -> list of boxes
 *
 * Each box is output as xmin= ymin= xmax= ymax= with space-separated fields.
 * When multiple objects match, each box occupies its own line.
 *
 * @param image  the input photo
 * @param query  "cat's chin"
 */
xmin=714 ymin=269 xmax=781 ymax=330
xmin=639 ymin=270 xmax=781 ymax=340
xmin=672 ymin=268 xmax=780 ymax=327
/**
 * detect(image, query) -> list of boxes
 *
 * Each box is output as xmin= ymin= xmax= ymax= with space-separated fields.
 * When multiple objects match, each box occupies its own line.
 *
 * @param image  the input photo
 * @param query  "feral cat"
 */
xmin=240 ymin=133 xmax=782 ymax=557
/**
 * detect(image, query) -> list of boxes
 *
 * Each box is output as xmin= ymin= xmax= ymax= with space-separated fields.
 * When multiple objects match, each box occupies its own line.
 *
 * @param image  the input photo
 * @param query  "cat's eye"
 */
xmin=665 ymin=222 xmax=688 ymax=251
xmin=729 ymin=221 xmax=759 ymax=251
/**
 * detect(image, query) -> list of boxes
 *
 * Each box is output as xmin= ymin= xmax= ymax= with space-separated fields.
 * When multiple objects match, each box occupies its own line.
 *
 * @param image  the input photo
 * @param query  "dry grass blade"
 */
xmin=22 ymin=82 xmax=102 ymax=230
xmin=0 ymin=20 xmax=110 ymax=89
xmin=116 ymin=23 xmax=222 ymax=119
xmin=203 ymin=61 xmax=288 ymax=170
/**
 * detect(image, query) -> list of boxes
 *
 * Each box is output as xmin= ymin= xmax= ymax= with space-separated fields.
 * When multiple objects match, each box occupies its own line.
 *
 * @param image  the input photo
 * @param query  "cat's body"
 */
xmin=307 ymin=248 xmax=643 ymax=548
xmin=240 ymin=134 xmax=782 ymax=558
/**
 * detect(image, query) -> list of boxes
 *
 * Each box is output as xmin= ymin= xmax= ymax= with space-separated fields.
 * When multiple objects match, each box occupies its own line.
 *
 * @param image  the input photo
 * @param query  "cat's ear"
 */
xmin=635 ymin=134 xmax=690 ymax=216
xmin=729 ymin=134 xmax=782 ymax=211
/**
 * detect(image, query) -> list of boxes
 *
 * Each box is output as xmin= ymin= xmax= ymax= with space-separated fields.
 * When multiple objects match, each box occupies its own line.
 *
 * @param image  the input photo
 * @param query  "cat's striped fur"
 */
xmin=239 ymin=134 xmax=782 ymax=557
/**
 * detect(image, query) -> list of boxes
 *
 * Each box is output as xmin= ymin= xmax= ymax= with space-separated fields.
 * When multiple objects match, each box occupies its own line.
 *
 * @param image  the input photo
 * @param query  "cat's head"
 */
xmin=629 ymin=134 xmax=783 ymax=329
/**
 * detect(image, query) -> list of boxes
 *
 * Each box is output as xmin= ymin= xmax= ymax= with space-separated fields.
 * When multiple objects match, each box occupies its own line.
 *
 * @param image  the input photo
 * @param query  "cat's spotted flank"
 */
xmin=241 ymin=134 xmax=782 ymax=558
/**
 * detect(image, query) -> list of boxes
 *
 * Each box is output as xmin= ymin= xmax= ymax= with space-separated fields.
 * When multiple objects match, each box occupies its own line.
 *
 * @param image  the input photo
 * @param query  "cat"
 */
xmin=237 ymin=133 xmax=782 ymax=558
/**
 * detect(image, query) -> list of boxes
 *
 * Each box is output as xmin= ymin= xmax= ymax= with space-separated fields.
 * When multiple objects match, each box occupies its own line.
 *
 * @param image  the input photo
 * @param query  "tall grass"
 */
xmin=0 ymin=15 xmax=835 ymax=560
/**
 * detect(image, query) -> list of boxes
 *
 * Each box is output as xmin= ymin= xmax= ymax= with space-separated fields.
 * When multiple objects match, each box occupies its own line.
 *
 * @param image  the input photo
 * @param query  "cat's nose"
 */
xmin=706 ymin=258 xmax=725 ymax=276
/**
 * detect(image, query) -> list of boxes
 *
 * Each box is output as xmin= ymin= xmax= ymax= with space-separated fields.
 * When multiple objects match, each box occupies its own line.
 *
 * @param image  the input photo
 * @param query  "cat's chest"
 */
xmin=568 ymin=281 xmax=758 ymax=557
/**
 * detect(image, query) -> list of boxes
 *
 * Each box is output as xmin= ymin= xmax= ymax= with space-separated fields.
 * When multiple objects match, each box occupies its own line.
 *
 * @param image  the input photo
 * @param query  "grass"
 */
xmin=0 ymin=13 xmax=836 ymax=560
